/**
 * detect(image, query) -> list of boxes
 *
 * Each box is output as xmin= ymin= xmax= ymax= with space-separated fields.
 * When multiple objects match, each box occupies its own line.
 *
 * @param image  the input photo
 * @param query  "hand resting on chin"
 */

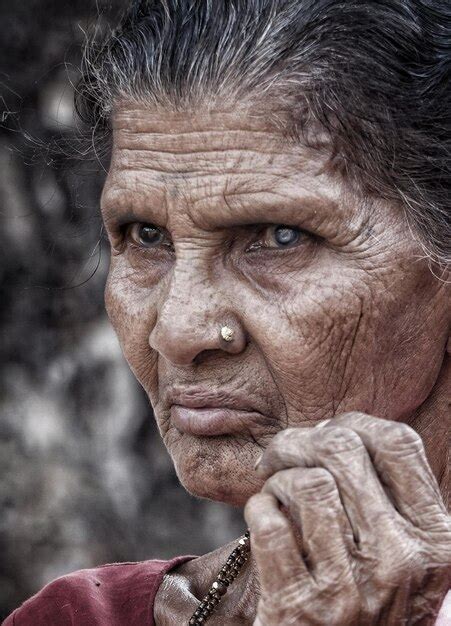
xmin=245 ymin=413 xmax=451 ymax=626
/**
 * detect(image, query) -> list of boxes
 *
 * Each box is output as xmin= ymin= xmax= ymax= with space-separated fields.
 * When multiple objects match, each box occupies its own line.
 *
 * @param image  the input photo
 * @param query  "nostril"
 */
xmin=147 ymin=326 xmax=161 ymax=354
xmin=192 ymin=348 xmax=229 ymax=367
xmin=149 ymin=310 xmax=247 ymax=366
xmin=149 ymin=323 xmax=207 ymax=366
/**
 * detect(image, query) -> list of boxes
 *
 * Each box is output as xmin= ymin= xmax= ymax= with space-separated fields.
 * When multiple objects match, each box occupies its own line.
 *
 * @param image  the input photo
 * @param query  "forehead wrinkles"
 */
xmin=110 ymin=104 xmax=318 ymax=172
xmin=105 ymin=108 xmax=337 ymax=230
xmin=109 ymin=125 xmax=326 ymax=193
xmin=111 ymin=130 xmax=299 ymax=176
xmin=114 ymin=125 xmax=287 ymax=153
xmin=107 ymin=143 xmax=330 ymax=232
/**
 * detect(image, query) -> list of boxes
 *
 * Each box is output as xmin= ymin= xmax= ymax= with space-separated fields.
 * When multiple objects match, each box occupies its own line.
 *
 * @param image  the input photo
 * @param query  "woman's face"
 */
xmin=101 ymin=104 xmax=449 ymax=506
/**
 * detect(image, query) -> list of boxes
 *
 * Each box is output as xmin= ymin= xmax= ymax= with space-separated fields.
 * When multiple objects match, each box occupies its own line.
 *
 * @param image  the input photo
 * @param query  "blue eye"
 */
xmin=246 ymin=224 xmax=305 ymax=253
xmin=273 ymin=225 xmax=300 ymax=247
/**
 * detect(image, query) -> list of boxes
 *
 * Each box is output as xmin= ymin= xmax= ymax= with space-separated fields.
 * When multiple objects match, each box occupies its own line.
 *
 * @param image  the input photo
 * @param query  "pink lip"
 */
xmin=166 ymin=386 xmax=268 ymax=436
xmin=170 ymin=405 xmax=262 ymax=436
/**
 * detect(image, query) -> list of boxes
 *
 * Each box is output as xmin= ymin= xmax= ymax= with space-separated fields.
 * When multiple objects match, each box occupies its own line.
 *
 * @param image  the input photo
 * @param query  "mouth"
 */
xmin=170 ymin=405 xmax=267 ymax=436
xmin=167 ymin=387 xmax=269 ymax=437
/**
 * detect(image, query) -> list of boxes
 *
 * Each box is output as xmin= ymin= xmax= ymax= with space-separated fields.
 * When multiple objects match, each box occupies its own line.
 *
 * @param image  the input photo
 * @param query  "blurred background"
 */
xmin=0 ymin=0 xmax=243 ymax=620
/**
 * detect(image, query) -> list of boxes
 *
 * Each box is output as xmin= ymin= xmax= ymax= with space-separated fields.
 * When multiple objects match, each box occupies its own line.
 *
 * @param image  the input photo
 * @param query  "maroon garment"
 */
xmin=4 ymin=558 xmax=449 ymax=625
xmin=3 ymin=556 xmax=195 ymax=626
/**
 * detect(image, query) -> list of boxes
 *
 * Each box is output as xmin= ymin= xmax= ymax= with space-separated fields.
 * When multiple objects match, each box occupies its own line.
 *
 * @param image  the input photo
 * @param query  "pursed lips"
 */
xmin=165 ymin=387 xmax=270 ymax=436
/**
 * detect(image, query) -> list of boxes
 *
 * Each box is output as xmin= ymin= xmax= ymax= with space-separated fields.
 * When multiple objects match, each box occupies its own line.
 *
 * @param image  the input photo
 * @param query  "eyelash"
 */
xmin=121 ymin=223 xmax=311 ymax=254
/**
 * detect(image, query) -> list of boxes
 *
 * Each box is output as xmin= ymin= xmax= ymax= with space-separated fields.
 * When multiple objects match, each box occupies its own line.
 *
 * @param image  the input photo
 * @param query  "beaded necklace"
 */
xmin=188 ymin=530 xmax=251 ymax=624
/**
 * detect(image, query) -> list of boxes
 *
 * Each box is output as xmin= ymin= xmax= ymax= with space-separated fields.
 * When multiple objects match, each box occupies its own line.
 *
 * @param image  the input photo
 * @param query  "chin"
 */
xmin=166 ymin=432 xmax=263 ymax=507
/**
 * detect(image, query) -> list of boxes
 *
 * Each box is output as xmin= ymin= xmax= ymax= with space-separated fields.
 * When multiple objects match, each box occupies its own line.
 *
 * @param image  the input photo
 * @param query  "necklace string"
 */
xmin=188 ymin=530 xmax=251 ymax=625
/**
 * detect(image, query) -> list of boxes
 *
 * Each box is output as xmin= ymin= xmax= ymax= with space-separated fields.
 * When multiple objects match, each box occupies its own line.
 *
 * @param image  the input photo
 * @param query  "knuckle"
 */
xmin=244 ymin=493 xmax=270 ymax=521
xmin=290 ymin=467 xmax=336 ymax=499
xmin=374 ymin=559 xmax=409 ymax=586
xmin=264 ymin=467 xmax=336 ymax=498
xmin=379 ymin=421 xmax=423 ymax=455
xmin=271 ymin=427 xmax=300 ymax=449
xmin=421 ymin=513 xmax=451 ymax=547
xmin=315 ymin=425 xmax=364 ymax=455
xmin=265 ymin=467 xmax=337 ymax=502
xmin=250 ymin=514 xmax=290 ymax=547
xmin=261 ymin=428 xmax=302 ymax=466
xmin=264 ymin=468 xmax=292 ymax=488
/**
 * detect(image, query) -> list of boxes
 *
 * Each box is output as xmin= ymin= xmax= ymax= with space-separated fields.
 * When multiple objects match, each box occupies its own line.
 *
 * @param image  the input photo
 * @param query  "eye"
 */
xmin=126 ymin=223 xmax=170 ymax=248
xmin=246 ymin=224 xmax=305 ymax=252
xmin=271 ymin=225 xmax=301 ymax=247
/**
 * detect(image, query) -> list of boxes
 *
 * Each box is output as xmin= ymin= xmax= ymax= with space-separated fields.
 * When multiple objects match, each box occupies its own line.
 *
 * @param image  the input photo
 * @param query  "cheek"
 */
xmin=241 ymin=278 xmax=366 ymax=421
xmin=104 ymin=264 xmax=158 ymax=390
xmin=242 ymin=258 xmax=447 ymax=423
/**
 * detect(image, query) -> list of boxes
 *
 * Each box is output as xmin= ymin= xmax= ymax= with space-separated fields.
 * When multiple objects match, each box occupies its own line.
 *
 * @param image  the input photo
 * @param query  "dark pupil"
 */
xmin=274 ymin=226 xmax=299 ymax=246
xmin=139 ymin=225 xmax=162 ymax=246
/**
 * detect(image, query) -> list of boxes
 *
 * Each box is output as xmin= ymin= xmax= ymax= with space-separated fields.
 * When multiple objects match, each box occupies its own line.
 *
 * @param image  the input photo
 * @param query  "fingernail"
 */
xmin=253 ymin=453 xmax=263 ymax=470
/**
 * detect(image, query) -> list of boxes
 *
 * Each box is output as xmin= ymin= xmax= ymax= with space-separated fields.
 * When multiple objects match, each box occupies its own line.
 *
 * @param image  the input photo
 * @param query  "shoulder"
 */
xmin=3 ymin=557 xmax=193 ymax=626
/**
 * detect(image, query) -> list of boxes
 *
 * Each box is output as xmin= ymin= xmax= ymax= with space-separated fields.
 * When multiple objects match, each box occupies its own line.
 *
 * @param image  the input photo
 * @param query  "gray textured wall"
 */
xmin=0 ymin=1 xmax=244 ymax=619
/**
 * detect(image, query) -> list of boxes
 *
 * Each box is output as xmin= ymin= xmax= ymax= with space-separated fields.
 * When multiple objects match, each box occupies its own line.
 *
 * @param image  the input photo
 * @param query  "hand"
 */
xmin=244 ymin=413 xmax=451 ymax=625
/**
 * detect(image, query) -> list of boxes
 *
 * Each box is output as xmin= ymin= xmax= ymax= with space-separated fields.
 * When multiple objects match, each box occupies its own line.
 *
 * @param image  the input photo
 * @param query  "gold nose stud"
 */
xmin=220 ymin=326 xmax=234 ymax=342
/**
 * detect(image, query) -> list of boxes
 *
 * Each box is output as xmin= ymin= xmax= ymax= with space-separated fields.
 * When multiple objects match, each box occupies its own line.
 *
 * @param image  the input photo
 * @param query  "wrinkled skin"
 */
xmin=101 ymin=102 xmax=450 ymax=625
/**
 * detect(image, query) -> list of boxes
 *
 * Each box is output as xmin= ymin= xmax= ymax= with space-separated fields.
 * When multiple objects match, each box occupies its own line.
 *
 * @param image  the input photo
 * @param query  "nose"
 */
xmin=149 ymin=270 xmax=246 ymax=366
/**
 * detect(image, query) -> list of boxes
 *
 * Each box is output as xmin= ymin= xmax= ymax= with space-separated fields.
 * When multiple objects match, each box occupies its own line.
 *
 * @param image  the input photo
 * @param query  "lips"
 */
xmin=166 ymin=387 xmax=266 ymax=436
xmin=171 ymin=405 xmax=265 ymax=436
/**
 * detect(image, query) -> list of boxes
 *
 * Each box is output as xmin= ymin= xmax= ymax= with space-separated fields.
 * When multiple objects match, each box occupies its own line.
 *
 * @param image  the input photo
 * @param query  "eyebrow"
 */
xmin=101 ymin=182 xmax=342 ymax=242
xmin=194 ymin=190 xmax=340 ymax=230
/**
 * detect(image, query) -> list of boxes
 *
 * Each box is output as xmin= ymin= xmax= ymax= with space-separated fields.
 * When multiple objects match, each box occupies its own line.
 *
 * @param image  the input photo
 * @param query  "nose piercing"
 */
xmin=220 ymin=326 xmax=234 ymax=342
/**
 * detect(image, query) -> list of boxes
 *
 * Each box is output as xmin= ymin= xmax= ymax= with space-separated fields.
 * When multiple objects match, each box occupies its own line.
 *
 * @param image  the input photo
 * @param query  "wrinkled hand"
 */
xmin=244 ymin=413 xmax=451 ymax=625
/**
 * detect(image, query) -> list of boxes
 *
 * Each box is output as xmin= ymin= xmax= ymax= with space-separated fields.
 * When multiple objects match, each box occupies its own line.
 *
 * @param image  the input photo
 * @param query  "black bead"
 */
xmin=188 ymin=532 xmax=252 ymax=624
xmin=216 ymin=581 xmax=227 ymax=596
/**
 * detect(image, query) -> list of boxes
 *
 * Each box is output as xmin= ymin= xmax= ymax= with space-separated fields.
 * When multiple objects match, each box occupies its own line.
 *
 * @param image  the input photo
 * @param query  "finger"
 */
xmin=263 ymin=467 xmax=355 ymax=586
xmin=329 ymin=412 xmax=448 ymax=530
xmin=256 ymin=425 xmax=394 ymax=544
xmin=244 ymin=492 xmax=311 ymax=595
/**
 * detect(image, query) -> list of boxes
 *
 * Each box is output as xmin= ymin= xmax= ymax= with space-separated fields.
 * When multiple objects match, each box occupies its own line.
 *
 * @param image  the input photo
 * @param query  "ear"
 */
xmin=448 ymin=336 xmax=451 ymax=355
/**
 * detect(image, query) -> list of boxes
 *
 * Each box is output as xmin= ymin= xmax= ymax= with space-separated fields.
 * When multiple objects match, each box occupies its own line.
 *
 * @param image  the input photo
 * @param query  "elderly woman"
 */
xmin=5 ymin=0 xmax=451 ymax=624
